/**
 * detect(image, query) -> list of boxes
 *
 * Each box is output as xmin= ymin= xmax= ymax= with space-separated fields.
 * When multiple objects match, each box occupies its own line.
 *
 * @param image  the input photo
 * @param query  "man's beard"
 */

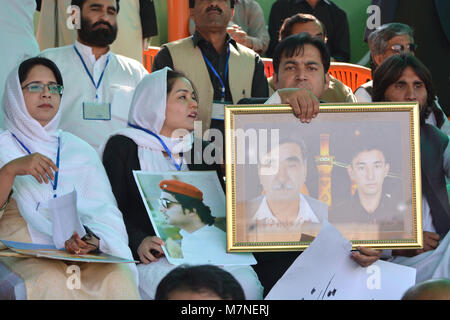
xmin=78 ymin=16 xmax=118 ymax=47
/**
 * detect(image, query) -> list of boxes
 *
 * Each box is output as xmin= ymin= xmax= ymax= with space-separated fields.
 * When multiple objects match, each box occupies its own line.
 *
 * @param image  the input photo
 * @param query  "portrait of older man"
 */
xmin=242 ymin=138 xmax=328 ymax=242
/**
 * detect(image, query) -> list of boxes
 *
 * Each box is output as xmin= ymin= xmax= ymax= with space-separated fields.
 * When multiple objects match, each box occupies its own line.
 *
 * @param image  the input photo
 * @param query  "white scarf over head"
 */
xmin=0 ymin=67 xmax=137 ymax=280
xmin=99 ymin=67 xmax=193 ymax=172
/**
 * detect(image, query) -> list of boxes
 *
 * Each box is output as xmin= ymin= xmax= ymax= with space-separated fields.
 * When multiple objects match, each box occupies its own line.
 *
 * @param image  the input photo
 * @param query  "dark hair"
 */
xmin=166 ymin=69 xmax=198 ymax=104
xmin=277 ymin=135 xmax=308 ymax=163
xmin=167 ymin=70 xmax=187 ymax=94
xmin=189 ymin=0 xmax=234 ymax=8
xmin=273 ymin=33 xmax=330 ymax=76
xmin=279 ymin=13 xmax=327 ymax=42
xmin=168 ymin=191 xmax=215 ymax=226
xmin=19 ymin=57 xmax=64 ymax=94
xmin=372 ymin=54 xmax=442 ymax=127
xmin=402 ymin=278 xmax=450 ymax=300
xmin=155 ymin=264 xmax=245 ymax=300
xmin=349 ymin=140 xmax=388 ymax=166
xmin=71 ymin=0 xmax=120 ymax=13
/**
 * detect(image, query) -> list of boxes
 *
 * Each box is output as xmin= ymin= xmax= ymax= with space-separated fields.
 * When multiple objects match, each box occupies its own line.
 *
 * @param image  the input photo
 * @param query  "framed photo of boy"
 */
xmin=225 ymin=102 xmax=423 ymax=252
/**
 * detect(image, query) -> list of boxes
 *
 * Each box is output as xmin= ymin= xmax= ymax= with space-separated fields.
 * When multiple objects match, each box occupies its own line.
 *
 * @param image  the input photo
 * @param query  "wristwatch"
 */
xmin=82 ymin=225 xmax=101 ymax=252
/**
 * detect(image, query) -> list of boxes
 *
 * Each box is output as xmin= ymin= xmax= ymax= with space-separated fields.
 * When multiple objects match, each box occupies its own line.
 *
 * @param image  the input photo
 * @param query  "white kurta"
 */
xmin=0 ymin=0 xmax=40 ymax=129
xmin=40 ymin=43 xmax=148 ymax=150
xmin=253 ymin=195 xmax=320 ymax=226
xmin=0 ymin=64 xmax=139 ymax=285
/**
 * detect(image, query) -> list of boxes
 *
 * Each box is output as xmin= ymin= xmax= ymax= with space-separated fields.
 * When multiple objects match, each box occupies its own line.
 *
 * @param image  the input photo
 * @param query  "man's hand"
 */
xmin=227 ymin=25 xmax=252 ymax=48
xmin=393 ymin=231 xmax=440 ymax=257
xmin=137 ymin=236 xmax=165 ymax=264
xmin=277 ymin=88 xmax=320 ymax=123
xmin=420 ymin=231 xmax=440 ymax=253
xmin=351 ymin=247 xmax=382 ymax=267
xmin=4 ymin=153 xmax=58 ymax=184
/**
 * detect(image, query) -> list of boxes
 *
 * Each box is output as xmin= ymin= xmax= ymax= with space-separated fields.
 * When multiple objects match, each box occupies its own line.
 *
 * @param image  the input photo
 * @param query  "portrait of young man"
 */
xmin=330 ymin=138 xmax=405 ymax=238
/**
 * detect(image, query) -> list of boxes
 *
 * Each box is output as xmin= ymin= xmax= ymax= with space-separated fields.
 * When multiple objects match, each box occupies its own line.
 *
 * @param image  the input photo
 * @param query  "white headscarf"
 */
xmin=3 ymin=64 xmax=61 ymax=158
xmin=99 ymin=67 xmax=193 ymax=172
xmin=0 ymin=65 xmax=137 ymax=282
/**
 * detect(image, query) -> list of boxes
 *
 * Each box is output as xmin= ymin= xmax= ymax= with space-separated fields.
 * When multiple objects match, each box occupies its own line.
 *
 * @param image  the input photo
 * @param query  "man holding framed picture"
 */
xmin=241 ymin=33 xmax=382 ymax=296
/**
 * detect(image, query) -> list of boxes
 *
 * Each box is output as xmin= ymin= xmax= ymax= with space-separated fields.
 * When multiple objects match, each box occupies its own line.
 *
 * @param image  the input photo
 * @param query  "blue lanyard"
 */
xmin=128 ymin=123 xmax=184 ymax=171
xmin=200 ymin=44 xmax=230 ymax=102
xmin=11 ymin=133 xmax=61 ymax=198
xmin=73 ymin=45 xmax=110 ymax=100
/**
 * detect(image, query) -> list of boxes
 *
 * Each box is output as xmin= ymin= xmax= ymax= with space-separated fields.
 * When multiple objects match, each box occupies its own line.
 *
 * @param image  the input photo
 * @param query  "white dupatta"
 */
xmin=99 ymin=67 xmax=193 ymax=171
xmin=0 ymin=66 xmax=138 ymax=282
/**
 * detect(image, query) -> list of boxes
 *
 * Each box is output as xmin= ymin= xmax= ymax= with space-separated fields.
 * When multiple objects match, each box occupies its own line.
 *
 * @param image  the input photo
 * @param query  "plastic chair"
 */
xmin=328 ymin=62 xmax=372 ymax=92
xmin=262 ymin=58 xmax=274 ymax=78
xmin=142 ymin=46 xmax=160 ymax=73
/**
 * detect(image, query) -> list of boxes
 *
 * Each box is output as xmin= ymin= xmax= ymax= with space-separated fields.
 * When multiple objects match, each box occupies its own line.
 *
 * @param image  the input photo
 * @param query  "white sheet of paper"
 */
xmin=266 ymin=220 xmax=416 ymax=300
xmin=49 ymin=190 xmax=86 ymax=249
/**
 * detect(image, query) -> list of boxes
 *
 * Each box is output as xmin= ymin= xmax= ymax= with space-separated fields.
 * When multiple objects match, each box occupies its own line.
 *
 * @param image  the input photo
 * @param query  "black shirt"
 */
xmin=267 ymin=0 xmax=350 ymax=61
xmin=330 ymin=192 xmax=404 ymax=232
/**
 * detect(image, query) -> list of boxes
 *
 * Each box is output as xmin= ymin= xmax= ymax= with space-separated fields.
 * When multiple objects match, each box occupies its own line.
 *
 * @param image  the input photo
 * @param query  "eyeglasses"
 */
xmin=389 ymin=43 xmax=418 ymax=54
xmin=21 ymin=83 xmax=64 ymax=95
xmin=159 ymin=198 xmax=179 ymax=209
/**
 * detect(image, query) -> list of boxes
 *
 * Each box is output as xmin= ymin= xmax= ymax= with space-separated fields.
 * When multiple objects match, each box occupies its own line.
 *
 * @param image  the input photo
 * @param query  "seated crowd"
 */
xmin=0 ymin=0 xmax=449 ymax=300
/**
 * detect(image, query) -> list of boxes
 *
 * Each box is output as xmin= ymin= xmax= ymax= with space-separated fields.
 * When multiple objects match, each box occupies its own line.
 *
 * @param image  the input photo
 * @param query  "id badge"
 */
xmin=211 ymin=101 xmax=231 ymax=121
xmin=83 ymin=101 xmax=111 ymax=120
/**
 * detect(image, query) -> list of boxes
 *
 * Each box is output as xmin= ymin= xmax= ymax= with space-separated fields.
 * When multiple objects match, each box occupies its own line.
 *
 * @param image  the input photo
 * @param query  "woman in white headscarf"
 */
xmin=101 ymin=67 xmax=263 ymax=300
xmin=0 ymin=57 xmax=139 ymax=300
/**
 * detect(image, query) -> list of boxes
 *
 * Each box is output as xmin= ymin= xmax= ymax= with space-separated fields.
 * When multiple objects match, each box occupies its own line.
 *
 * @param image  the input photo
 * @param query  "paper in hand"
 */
xmin=266 ymin=220 xmax=351 ymax=300
xmin=266 ymin=220 xmax=416 ymax=300
xmin=49 ymin=189 xmax=86 ymax=249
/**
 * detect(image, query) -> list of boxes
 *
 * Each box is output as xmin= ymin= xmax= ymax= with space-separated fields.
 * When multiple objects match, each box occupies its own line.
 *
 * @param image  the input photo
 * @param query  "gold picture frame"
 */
xmin=225 ymin=102 xmax=423 ymax=252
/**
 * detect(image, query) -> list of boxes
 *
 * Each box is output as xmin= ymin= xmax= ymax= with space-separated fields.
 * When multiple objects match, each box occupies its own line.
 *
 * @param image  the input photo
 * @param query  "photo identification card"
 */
xmin=83 ymin=101 xmax=111 ymax=120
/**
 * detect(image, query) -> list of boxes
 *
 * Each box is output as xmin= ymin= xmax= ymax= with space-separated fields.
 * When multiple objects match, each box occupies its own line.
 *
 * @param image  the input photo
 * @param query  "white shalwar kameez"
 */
xmin=40 ymin=41 xmax=148 ymax=151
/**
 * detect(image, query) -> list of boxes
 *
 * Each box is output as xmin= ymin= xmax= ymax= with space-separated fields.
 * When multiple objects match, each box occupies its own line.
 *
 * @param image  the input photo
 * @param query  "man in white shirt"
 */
xmin=0 ymin=0 xmax=40 ymax=129
xmin=40 ymin=0 xmax=148 ymax=150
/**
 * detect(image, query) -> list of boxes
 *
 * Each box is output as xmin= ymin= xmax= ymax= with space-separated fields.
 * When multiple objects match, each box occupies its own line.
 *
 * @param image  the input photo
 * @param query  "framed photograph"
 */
xmin=225 ymin=102 xmax=423 ymax=252
xmin=133 ymin=170 xmax=256 ymax=265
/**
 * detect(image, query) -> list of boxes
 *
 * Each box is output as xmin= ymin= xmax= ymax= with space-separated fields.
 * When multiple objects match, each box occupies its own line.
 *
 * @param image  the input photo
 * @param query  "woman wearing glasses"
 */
xmin=101 ymin=67 xmax=263 ymax=300
xmin=0 ymin=57 xmax=139 ymax=299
